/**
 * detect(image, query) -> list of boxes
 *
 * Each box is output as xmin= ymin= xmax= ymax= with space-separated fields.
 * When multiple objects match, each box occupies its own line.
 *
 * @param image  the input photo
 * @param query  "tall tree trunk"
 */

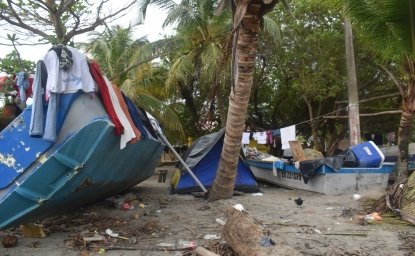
xmin=208 ymin=1 xmax=263 ymax=201
xmin=302 ymin=95 xmax=321 ymax=150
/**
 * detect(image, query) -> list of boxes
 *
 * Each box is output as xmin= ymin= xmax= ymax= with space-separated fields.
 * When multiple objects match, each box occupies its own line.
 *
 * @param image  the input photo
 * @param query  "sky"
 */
xmin=0 ymin=3 xmax=172 ymax=63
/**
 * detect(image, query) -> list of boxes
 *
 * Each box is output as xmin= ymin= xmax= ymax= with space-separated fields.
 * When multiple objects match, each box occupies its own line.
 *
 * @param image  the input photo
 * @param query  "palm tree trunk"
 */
xmin=396 ymin=111 xmax=412 ymax=182
xmin=387 ymin=58 xmax=415 ymax=211
xmin=208 ymin=2 xmax=262 ymax=201
xmin=395 ymin=57 xmax=415 ymax=183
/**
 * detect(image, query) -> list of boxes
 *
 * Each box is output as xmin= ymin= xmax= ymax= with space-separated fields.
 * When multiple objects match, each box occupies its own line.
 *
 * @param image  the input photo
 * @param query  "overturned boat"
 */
xmin=0 ymin=46 xmax=164 ymax=229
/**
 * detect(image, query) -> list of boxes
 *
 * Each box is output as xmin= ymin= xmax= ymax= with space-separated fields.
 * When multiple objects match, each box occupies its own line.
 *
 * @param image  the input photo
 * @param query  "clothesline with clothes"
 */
xmin=241 ymin=106 xmax=350 ymax=150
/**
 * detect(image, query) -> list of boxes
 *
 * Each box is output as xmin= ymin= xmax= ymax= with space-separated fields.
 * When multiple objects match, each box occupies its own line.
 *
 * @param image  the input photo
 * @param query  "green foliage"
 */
xmin=344 ymin=0 xmax=414 ymax=61
xmin=138 ymin=0 xmax=233 ymax=137
xmin=245 ymin=0 xmax=399 ymax=150
xmin=0 ymin=51 xmax=35 ymax=74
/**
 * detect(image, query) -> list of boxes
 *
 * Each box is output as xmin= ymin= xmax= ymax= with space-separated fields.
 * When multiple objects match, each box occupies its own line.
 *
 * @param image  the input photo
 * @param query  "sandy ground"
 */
xmin=1 ymin=166 xmax=415 ymax=256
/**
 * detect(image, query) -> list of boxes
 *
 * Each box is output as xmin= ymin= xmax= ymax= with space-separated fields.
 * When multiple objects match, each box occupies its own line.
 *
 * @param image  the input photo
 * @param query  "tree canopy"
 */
xmin=0 ymin=0 xmax=138 ymax=45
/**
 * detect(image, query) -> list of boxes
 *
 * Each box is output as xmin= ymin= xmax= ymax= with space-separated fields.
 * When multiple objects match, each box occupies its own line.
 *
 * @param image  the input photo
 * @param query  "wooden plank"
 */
xmin=288 ymin=141 xmax=306 ymax=161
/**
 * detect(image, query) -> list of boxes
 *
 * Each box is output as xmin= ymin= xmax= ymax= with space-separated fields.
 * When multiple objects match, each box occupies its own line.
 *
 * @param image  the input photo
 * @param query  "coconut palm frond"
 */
xmin=135 ymin=94 xmax=185 ymax=137
xmin=120 ymin=79 xmax=137 ymax=99
xmin=164 ymin=0 xmax=201 ymax=29
xmin=262 ymin=15 xmax=281 ymax=45
xmin=165 ymin=51 xmax=197 ymax=91
xmin=137 ymin=0 xmax=178 ymax=25
xmin=202 ymin=42 xmax=222 ymax=81
xmin=345 ymin=0 xmax=413 ymax=59
xmin=127 ymin=37 xmax=182 ymax=69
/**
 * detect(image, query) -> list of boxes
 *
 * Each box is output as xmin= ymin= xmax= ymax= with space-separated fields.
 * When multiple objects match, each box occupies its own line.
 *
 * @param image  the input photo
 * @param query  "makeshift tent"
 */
xmin=170 ymin=129 xmax=260 ymax=194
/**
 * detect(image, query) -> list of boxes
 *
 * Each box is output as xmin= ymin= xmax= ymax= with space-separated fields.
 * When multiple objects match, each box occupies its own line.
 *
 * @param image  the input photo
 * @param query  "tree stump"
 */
xmin=222 ymin=207 xmax=302 ymax=256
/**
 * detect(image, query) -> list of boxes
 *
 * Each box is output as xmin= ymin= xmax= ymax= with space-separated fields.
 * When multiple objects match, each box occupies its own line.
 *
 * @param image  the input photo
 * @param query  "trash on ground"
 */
xmin=233 ymin=204 xmax=244 ymax=211
xmin=177 ymin=239 xmax=197 ymax=249
xmin=2 ymin=235 xmax=18 ymax=248
xmin=312 ymin=229 xmax=322 ymax=234
xmin=352 ymin=194 xmax=362 ymax=200
xmin=251 ymin=193 xmax=263 ymax=196
xmin=82 ymin=235 xmax=105 ymax=242
xmin=259 ymin=235 xmax=275 ymax=247
xmin=216 ymin=218 xmax=226 ymax=225
xmin=157 ymin=242 xmax=175 ymax=248
xmin=22 ymin=223 xmax=47 ymax=238
xmin=105 ymin=229 xmax=128 ymax=240
xmin=203 ymin=234 xmax=221 ymax=240
xmin=121 ymin=202 xmax=134 ymax=210
xmin=363 ymin=212 xmax=383 ymax=223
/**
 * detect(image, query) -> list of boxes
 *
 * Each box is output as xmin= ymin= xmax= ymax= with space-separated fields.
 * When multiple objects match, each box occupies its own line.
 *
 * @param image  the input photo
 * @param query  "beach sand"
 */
xmin=1 ymin=166 xmax=414 ymax=256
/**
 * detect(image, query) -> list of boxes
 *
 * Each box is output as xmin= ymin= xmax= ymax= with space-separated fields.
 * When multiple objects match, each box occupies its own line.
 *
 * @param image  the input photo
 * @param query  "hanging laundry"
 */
xmin=30 ymin=60 xmax=48 ymax=137
xmin=15 ymin=71 xmax=29 ymax=103
xmin=43 ymin=45 xmax=96 ymax=98
xmin=272 ymin=129 xmax=280 ymax=137
xmin=88 ymin=61 xmax=123 ymax=135
xmin=256 ymin=131 xmax=267 ymax=144
xmin=103 ymin=76 xmax=138 ymax=150
xmin=280 ymin=125 xmax=296 ymax=149
xmin=266 ymin=130 xmax=273 ymax=145
xmin=241 ymin=132 xmax=250 ymax=144
xmin=49 ymin=44 xmax=73 ymax=71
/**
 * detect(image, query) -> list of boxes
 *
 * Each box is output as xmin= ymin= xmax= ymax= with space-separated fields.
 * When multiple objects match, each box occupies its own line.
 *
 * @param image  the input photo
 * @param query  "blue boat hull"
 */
xmin=0 ymin=95 xmax=163 ymax=229
xmin=246 ymin=159 xmax=395 ymax=195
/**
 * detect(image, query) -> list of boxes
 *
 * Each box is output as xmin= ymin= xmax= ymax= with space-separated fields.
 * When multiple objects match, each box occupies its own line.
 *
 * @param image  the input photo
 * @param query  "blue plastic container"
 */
xmin=351 ymin=141 xmax=385 ymax=167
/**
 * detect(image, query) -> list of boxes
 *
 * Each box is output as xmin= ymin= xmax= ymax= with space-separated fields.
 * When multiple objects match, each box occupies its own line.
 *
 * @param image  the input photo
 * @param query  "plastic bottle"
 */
xmin=177 ymin=239 xmax=197 ymax=249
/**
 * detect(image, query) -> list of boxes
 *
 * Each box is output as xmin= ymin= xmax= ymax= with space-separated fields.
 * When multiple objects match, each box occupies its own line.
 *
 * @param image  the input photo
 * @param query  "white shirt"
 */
xmin=43 ymin=46 xmax=96 ymax=97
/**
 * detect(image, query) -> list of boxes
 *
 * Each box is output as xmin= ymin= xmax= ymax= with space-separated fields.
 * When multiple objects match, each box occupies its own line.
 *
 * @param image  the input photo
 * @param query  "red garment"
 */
xmin=88 ymin=61 xmax=123 ymax=135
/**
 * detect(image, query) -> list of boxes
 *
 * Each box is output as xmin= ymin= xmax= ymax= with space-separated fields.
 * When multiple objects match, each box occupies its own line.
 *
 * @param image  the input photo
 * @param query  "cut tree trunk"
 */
xmin=222 ymin=207 xmax=302 ymax=256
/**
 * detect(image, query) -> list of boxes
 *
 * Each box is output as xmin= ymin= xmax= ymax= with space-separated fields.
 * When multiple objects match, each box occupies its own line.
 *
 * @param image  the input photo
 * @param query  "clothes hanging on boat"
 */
xmin=49 ymin=44 xmax=73 ymax=71
xmin=88 ymin=61 xmax=123 ymax=135
xmin=103 ymin=76 xmax=138 ymax=149
xmin=43 ymin=46 xmax=96 ymax=98
xmin=30 ymin=60 xmax=48 ymax=137
xmin=42 ymin=92 xmax=58 ymax=141
xmin=31 ymin=46 xmax=96 ymax=142
xmin=122 ymin=93 xmax=148 ymax=139
xmin=110 ymin=82 xmax=141 ymax=142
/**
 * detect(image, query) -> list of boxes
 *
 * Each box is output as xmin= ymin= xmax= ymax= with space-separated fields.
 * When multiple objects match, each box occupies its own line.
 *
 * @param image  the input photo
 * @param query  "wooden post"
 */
xmin=344 ymin=16 xmax=361 ymax=146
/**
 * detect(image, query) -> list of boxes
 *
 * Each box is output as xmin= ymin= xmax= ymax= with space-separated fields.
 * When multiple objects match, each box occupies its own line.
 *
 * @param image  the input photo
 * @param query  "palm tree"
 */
xmin=140 ymin=0 xmax=235 ymax=137
xmin=138 ymin=0 xmax=281 ymax=199
xmin=345 ymin=0 xmax=414 ymax=183
xmin=80 ymin=25 xmax=185 ymax=138
xmin=344 ymin=0 xmax=415 ymax=223
xmin=206 ymin=0 xmax=280 ymax=200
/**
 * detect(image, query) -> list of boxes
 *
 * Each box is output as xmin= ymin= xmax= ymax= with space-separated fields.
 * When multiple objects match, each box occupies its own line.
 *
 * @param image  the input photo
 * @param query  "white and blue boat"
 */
xmin=246 ymin=142 xmax=396 ymax=195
